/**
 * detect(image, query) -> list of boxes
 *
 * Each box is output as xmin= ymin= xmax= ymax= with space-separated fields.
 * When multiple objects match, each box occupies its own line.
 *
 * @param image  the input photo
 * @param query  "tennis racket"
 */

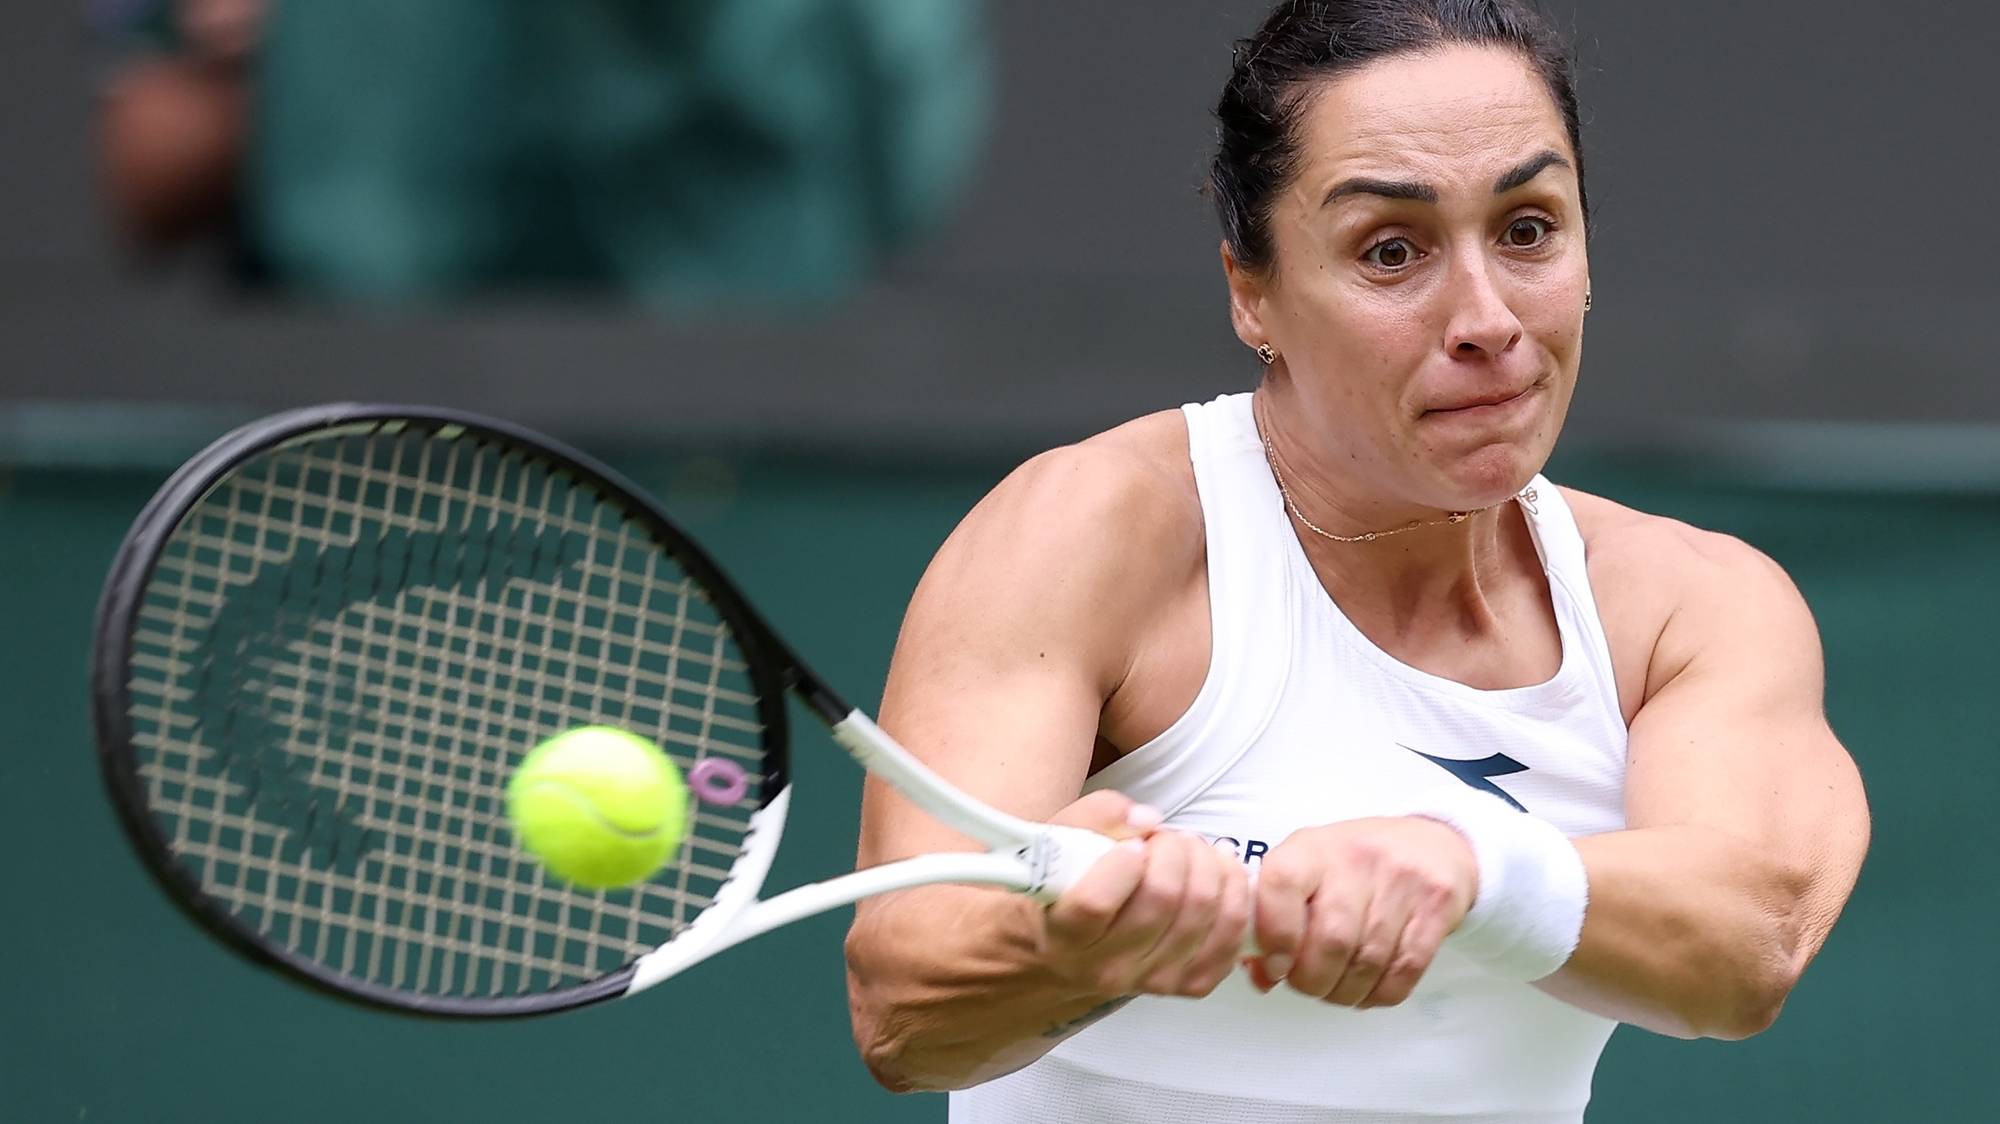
xmin=91 ymin=403 xmax=1123 ymax=1018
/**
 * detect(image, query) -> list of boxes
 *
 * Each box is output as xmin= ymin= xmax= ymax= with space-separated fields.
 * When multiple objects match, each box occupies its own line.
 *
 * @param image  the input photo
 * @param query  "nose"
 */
xmin=1444 ymin=255 xmax=1524 ymax=359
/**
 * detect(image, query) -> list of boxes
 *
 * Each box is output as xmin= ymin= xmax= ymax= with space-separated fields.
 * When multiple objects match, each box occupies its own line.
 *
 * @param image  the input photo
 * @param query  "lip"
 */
xmin=1425 ymin=383 xmax=1538 ymax=417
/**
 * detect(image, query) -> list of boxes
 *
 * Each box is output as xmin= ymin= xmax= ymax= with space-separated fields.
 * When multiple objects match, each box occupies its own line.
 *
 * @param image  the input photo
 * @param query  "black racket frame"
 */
xmin=90 ymin=403 xmax=852 ymax=1017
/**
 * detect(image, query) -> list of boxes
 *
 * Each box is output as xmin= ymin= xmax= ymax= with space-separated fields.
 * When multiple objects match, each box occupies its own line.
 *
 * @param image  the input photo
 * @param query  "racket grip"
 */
xmin=1028 ymin=824 xmax=1118 ymax=904
xmin=1031 ymin=826 xmax=1266 ymax=958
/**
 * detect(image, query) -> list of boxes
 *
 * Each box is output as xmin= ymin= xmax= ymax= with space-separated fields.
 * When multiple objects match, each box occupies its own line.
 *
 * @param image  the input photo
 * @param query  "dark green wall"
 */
xmin=3 ymin=457 xmax=1991 ymax=1122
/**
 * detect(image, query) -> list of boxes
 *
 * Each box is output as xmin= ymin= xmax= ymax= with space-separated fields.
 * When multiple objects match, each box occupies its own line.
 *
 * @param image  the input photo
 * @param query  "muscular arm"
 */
xmin=1538 ymin=530 xmax=1870 ymax=1038
xmin=843 ymin=437 xmax=1231 ymax=1091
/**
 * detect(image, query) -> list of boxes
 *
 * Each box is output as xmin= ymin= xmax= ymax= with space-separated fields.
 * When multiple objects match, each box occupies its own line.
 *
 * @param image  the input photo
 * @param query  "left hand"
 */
xmin=1248 ymin=817 xmax=1478 ymax=1008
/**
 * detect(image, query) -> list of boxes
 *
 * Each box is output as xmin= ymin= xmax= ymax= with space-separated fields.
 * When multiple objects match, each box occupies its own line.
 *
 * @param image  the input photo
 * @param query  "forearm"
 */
xmin=1536 ymin=826 xmax=1809 ymax=1039
xmin=845 ymin=885 xmax=1120 ymax=1092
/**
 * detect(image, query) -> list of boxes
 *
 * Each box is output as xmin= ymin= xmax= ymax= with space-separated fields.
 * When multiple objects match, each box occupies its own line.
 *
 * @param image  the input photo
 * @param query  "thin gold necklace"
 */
xmin=1260 ymin=432 xmax=1532 ymax=544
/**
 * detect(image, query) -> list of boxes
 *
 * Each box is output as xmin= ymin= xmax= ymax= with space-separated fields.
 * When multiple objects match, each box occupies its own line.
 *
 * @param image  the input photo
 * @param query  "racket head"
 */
xmin=91 ymin=404 xmax=835 ymax=1016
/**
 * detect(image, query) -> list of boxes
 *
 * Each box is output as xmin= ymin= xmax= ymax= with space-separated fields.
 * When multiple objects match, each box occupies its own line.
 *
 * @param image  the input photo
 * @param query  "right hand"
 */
xmin=1037 ymin=790 xmax=1251 ymax=1001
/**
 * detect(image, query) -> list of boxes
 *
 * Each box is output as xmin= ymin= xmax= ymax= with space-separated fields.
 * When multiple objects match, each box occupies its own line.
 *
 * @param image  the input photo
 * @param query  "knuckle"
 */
xmin=1289 ymin=972 xmax=1337 ymax=1001
xmin=1129 ymin=880 xmax=1179 ymax=919
xmin=1258 ymin=931 xmax=1301 ymax=959
xmin=1179 ymin=972 xmax=1225 ymax=999
xmin=1039 ymin=912 xmax=1083 ymax=947
xmin=1173 ymin=907 xmax=1213 ymax=942
xmin=1379 ymin=856 xmax=1420 ymax=884
xmin=1217 ymin=896 xmax=1250 ymax=935
xmin=1182 ymin=879 xmax=1221 ymax=916
xmin=1388 ymin=953 xmax=1430 ymax=985
xmin=1315 ymin=934 xmax=1355 ymax=964
xmin=1258 ymin=857 xmax=1309 ymax=896
xmin=1055 ymin=895 xmax=1119 ymax=931
xmin=1371 ymin=964 xmax=1427 ymax=1007
xmin=1094 ymin=963 xmax=1140 ymax=997
xmin=1306 ymin=912 xmax=1354 ymax=953
xmin=1345 ymin=838 xmax=1387 ymax=867
xmin=1349 ymin=945 xmax=1391 ymax=977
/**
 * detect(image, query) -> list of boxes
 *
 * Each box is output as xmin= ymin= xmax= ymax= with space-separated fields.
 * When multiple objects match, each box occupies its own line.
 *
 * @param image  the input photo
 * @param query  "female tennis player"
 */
xmin=844 ymin=2 xmax=1870 ymax=1120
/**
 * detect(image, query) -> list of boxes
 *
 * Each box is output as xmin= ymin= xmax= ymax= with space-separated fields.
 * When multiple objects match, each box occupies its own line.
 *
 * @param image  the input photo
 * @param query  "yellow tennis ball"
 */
xmin=506 ymin=727 xmax=688 ymax=889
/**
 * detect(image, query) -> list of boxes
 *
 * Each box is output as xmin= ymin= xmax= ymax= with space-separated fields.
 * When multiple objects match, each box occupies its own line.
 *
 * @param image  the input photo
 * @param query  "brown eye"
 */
xmin=1505 ymin=217 xmax=1552 ymax=248
xmin=1365 ymin=238 xmax=1416 ymax=269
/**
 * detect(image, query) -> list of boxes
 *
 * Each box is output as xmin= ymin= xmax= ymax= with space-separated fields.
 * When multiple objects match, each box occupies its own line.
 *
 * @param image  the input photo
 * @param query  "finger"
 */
xmin=1043 ymin=838 xmax=1149 ymax=952
xmin=1324 ymin=888 xmax=1409 ymax=1008
xmin=1049 ymin=791 xmax=1164 ymax=841
xmin=1074 ymin=831 xmax=1190 ymax=998
xmin=1251 ymin=850 xmax=1313 ymax=986
xmin=1285 ymin=876 xmax=1365 ymax=1000
xmin=1182 ymin=850 xmax=1252 ymax=995
xmin=1134 ymin=832 xmax=1221 ymax=996
xmin=1107 ymin=826 xmax=1190 ymax=952
xmin=1359 ymin=885 xmax=1454 ymax=1008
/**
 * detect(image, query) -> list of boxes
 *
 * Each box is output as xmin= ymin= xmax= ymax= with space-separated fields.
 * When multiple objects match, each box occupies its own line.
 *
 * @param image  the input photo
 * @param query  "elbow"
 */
xmin=848 ymin=991 xmax=979 ymax=1095
xmin=845 ymin=926 xmax=920 ymax=1093
xmin=1705 ymin=972 xmax=1794 ymax=1041
xmin=1705 ymin=857 xmax=1826 ymax=1040
xmin=844 ymin=924 xmax=967 ymax=1094
xmin=1704 ymin=927 xmax=1808 ymax=1041
xmin=1634 ymin=959 xmax=1796 ymax=1042
xmin=851 ymin=1001 xmax=924 ymax=1094
xmin=1639 ymin=908 xmax=1807 ymax=1041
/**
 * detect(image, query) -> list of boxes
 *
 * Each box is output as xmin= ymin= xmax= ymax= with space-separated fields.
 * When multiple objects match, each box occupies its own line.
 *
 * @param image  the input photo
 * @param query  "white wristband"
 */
xmin=1403 ymin=790 xmax=1588 ymax=982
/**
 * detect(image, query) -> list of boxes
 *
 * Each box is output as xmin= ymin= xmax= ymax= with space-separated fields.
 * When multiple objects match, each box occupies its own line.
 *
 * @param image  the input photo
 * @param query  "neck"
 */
xmin=1250 ymin=387 xmax=1534 ymax=636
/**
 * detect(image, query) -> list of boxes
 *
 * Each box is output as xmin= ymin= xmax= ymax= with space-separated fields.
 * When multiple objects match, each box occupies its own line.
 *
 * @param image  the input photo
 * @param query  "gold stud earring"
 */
xmin=1256 ymin=342 xmax=1277 ymax=365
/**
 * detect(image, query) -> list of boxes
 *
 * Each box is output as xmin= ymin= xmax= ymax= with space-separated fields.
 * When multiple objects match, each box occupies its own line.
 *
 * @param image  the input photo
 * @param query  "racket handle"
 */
xmin=1028 ymin=824 xmax=1118 ymax=903
xmin=1031 ymin=825 xmax=1265 ymax=958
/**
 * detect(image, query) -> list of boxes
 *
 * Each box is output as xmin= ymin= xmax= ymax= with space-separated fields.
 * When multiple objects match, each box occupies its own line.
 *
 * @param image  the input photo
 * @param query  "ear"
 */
xmin=1221 ymin=240 xmax=1271 ymax=352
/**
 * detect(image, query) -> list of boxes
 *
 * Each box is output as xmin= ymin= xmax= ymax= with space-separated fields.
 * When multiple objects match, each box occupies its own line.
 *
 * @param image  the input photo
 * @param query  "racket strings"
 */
xmin=123 ymin=428 xmax=771 ymax=999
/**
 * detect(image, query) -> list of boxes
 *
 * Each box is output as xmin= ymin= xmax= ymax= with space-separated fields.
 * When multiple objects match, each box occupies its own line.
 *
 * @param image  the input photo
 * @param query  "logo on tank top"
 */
xmin=1199 ymin=749 xmax=1533 ymax=865
xmin=1399 ymin=745 xmax=1530 ymax=812
xmin=1205 ymin=835 xmax=1272 ymax=867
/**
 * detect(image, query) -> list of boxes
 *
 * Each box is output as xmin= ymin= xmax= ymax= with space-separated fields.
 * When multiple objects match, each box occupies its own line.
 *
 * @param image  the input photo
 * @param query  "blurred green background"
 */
xmin=5 ymin=0 xmax=1995 ymax=1118
xmin=2 ymin=451 xmax=1992 ymax=1122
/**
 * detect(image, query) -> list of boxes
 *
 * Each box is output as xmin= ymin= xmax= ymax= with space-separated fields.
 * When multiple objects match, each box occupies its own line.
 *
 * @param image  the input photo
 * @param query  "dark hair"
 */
xmin=1210 ymin=0 xmax=1586 ymax=271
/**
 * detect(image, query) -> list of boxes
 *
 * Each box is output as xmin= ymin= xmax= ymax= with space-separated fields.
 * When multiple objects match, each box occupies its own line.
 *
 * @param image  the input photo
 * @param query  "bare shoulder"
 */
xmin=897 ymin=410 xmax=1203 ymax=692
xmin=1560 ymin=487 xmax=1818 ymax=704
xmin=1037 ymin=408 xmax=1199 ymax=521
xmin=1563 ymin=486 xmax=1800 ymax=598
xmin=961 ymin=409 xmax=1201 ymax=572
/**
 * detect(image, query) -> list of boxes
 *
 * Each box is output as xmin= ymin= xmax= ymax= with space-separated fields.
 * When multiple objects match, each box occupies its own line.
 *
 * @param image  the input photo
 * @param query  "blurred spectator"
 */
xmin=98 ymin=0 xmax=262 ymax=257
xmin=97 ymin=0 xmax=991 ymax=303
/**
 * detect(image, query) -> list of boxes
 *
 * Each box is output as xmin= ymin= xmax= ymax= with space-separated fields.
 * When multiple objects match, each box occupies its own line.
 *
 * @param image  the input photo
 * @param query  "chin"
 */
xmin=1413 ymin=387 xmax=1567 ymax=506
xmin=1435 ymin=442 xmax=1549 ymax=507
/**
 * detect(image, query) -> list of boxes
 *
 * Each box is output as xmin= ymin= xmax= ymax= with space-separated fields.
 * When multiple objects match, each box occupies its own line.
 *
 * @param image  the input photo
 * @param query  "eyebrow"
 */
xmin=1323 ymin=177 xmax=1438 ymax=206
xmin=1491 ymin=149 xmax=1571 ymax=194
xmin=1321 ymin=149 xmax=1572 ymax=208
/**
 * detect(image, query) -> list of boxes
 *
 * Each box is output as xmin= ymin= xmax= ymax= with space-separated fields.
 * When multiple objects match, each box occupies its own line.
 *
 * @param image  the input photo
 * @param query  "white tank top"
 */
xmin=950 ymin=393 xmax=1630 ymax=1123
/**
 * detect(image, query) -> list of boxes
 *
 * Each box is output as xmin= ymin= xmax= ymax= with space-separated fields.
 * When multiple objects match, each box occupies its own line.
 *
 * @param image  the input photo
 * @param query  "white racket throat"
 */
xmin=627 ymin=712 xmax=1116 ymax=994
xmin=99 ymin=405 xmax=1145 ymax=1018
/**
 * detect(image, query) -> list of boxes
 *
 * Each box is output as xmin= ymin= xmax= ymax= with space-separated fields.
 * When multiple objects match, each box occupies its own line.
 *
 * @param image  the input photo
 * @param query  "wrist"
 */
xmin=1400 ymin=790 xmax=1588 ymax=981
